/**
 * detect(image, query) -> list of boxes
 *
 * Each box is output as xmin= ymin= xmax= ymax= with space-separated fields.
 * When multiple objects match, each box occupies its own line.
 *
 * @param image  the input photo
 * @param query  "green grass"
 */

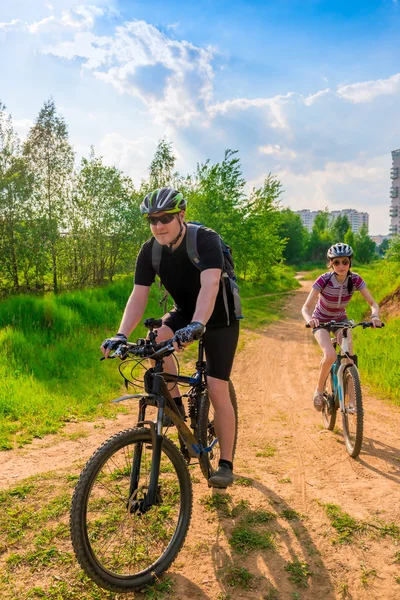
xmin=322 ymin=502 xmax=400 ymax=545
xmin=284 ymin=558 xmax=312 ymax=588
xmin=324 ymin=503 xmax=363 ymax=544
xmin=226 ymin=566 xmax=254 ymax=589
xmin=233 ymin=477 xmax=253 ymax=487
xmin=229 ymin=524 xmax=275 ymax=554
xmin=256 ymin=443 xmax=277 ymax=458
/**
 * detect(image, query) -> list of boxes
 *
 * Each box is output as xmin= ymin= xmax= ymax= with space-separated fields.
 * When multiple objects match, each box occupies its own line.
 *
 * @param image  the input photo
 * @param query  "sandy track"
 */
xmin=1 ymin=280 xmax=400 ymax=599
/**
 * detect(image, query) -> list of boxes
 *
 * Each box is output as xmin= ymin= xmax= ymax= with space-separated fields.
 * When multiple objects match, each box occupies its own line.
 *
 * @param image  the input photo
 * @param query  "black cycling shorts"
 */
xmin=162 ymin=310 xmax=239 ymax=381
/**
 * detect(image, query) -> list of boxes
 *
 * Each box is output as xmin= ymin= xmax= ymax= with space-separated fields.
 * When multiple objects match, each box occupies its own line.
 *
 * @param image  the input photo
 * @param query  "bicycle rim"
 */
xmin=342 ymin=367 xmax=363 ymax=458
xmin=70 ymin=428 xmax=192 ymax=592
xmin=322 ymin=370 xmax=337 ymax=430
xmin=197 ymin=380 xmax=238 ymax=479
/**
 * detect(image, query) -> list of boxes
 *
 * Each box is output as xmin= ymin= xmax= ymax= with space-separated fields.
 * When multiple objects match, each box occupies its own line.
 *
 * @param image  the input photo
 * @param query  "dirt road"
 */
xmin=1 ymin=279 xmax=400 ymax=599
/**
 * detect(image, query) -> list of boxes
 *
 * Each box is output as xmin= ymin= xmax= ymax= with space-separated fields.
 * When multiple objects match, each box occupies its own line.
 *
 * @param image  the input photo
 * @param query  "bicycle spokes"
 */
xmin=83 ymin=439 xmax=181 ymax=575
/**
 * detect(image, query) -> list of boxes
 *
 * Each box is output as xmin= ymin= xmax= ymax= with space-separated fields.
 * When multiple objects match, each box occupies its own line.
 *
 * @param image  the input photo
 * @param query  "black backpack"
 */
xmin=151 ymin=222 xmax=243 ymax=325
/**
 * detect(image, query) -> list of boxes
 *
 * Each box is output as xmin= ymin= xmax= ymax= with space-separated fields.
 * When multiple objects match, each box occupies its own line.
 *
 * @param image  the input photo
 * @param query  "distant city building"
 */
xmin=390 ymin=149 xmax=400 ymax=236
xmin=296 ymin=208 xmax=369 ymax=233
xmin=296 ymin=210 xmax=319 ymax=231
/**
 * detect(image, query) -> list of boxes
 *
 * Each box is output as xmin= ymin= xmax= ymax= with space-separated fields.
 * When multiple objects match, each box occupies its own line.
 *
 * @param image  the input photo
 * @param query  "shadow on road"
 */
xmin=209 ymin=475 xmax=338 ymax=599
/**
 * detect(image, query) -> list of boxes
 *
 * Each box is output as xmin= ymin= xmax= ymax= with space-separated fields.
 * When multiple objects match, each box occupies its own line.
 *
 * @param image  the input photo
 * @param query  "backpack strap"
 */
xmin=186 ymin=223 xmax=201 ymax=268
xmin=186 ymin=223 xmax=231 ymax=326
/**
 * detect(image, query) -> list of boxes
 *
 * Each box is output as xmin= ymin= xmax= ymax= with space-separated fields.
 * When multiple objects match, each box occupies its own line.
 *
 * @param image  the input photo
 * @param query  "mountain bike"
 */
xmin=70 ymin=318 xmax=238 ymax=593
xmin=307 ymin=320 xmax=384 ymax=458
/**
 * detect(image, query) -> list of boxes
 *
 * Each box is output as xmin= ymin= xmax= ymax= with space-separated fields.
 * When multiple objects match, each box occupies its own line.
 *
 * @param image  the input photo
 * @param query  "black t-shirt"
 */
xmin=134 ymin=227 xmax=235 ymax=328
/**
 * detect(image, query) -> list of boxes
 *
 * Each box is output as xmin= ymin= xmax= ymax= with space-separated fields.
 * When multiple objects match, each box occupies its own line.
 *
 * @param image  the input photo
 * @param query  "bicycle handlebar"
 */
xmin=305 ymin=320 xmax=385 ymax=329
xmin=106 ymin=338 xmax=176 ymax=361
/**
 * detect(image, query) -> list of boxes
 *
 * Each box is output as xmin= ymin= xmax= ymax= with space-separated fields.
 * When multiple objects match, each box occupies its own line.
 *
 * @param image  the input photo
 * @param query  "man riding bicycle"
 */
xmin=100 ymin=187 xmax=240 ymax=487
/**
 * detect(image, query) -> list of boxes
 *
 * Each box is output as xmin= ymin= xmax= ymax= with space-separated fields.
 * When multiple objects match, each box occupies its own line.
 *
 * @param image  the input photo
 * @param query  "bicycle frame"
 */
xmin=330 ymin=327 xmax=358 ymax=414
xmin=112 ymin=338 xmax=210 ymax=511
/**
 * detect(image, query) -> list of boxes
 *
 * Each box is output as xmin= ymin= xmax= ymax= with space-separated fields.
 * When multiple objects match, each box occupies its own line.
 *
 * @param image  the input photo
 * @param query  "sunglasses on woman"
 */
xmin=147 ymin=214 xmax=176 ymax=226
xmin=332 ymin=259 xmax=350 ymax=266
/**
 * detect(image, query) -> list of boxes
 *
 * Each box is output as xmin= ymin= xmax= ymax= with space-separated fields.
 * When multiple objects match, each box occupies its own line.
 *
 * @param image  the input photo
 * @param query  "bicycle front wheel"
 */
xmin=197 ymin=380 xmax=238 ymax=479
xmin=70 ymin=428 xmax=192 ymax=592
xmin=322 ymin=369 xmax=337 ymax=431
xmin=341 ymin=366 xmax=363 ymax=458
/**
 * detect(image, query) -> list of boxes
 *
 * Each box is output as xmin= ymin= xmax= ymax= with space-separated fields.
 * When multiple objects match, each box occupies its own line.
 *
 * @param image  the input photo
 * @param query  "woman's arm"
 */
xmin=359 ymin=287 xmax=382 ymax=327
xmin=301 ymin=288 xmax=320 ymax=327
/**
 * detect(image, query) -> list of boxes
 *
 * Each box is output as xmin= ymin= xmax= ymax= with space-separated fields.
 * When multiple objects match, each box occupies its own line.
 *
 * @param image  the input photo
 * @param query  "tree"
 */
xmin=241 ymin=175 xmax=285 ymax=279
xmin=0 ymin=102 xmax=35 ymax=293
xmin=330 ymin=214 xmax=351 ymax=243
xmin=278 ymin=208 xmax=309 ymax=263
xmin=386 ymin=235 xmax=400 ymax=263
xmin=149 ymin=138 xmax=176 ymax=190
xmin=23 ymin=98 xmax=74 ymax=292
xmin=378 ymin=238 xmax=390 ymax=257
xmin=354 ymin=224 xmax=376 ymax=264
xmin=344 ymin=228 xmax=355 ymax=249
xmin=307 ymin=209 xmax=333 ymax=261
xmin=70 ymin=149 xmax=140 ymax=286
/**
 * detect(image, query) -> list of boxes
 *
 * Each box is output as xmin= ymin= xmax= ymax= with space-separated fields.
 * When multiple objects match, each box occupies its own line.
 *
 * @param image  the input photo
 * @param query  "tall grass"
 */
xmin=0 ymin=266 xmax=299 ymax=449
xmin=0 ymin=277 xmax=165 ymax=449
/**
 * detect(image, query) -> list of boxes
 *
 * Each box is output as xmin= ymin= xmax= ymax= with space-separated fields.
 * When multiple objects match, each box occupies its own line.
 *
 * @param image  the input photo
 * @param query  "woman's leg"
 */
xmin=314 ymin=328 xmax=337 ymax=393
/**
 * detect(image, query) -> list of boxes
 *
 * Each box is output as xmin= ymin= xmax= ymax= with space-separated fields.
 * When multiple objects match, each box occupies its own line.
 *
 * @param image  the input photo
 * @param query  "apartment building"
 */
xmin=296 ymin=208 xmax=369 ymax=233
xmin=390 ymin=149 xmax=400 ymax=236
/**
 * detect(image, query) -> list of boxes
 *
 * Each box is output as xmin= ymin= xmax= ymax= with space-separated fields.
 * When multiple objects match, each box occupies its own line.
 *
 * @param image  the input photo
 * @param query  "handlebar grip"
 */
xmin=305 ymin=324 xmax=311 ymax=328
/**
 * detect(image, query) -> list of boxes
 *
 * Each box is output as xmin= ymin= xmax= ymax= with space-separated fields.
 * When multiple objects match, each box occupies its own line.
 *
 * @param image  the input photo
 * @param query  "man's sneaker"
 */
xmin=208 ymin=464 xmax=234 ymax=488
xmin=313 ymin=389 xmax=324 ymax=412
xmin=163 ymin=404 xmax=186 ymax=427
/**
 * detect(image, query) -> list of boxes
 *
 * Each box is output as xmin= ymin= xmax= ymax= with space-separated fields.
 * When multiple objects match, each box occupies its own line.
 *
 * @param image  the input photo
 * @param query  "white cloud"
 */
xmin=258 ymin=144 xmax=296 ymax=159
xmin=209 ymin=93 xmax=294 ymax=130
xmin=304 ymin=88 xmax=331 ymax=106
xmin=28 ymin=5 xmax=105 ymax=33
xmin=0 ymin=19 xmax=27 ymax=32
xmin=99 ymin=132 xmax=158 ymax=184
xmin=43 ymin=19 xmax=216 ymax=127
xmin=337 ymin=72 xmax=400 ymax=103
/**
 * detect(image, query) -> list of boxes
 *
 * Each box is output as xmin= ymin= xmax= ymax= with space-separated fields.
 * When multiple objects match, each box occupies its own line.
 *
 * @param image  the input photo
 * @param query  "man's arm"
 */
xmin=101 ymin=284 xmax=151 ymax=358
xmin=192 ymin=268 xmax=221 ymax=325
xmin=118 ymin=284 xmax=151 ymax=337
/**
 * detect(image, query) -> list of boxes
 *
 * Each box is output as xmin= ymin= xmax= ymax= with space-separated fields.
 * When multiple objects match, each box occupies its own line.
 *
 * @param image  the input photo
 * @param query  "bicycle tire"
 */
xmin=70 ymin=427 xmax=192 ymax=592
xmin=322 ymin=369 xmax=337 ymax=431
xmin=341 ymin=366 xmax=363 ymax=458
xmin=197 ymin=380 xmax=238 ymax=479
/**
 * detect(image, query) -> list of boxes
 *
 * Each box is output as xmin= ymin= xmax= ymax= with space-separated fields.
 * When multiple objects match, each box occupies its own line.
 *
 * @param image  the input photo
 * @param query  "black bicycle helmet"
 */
xmin=327 ymin=243 xmax=354 ymax=259
xmin=140 ymin=187 xmax=187 ymax=216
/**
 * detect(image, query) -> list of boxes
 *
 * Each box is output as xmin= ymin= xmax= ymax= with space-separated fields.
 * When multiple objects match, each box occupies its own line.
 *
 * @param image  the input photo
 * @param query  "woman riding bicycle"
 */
xmin=301 ymin=243 xmax=381 ymax=411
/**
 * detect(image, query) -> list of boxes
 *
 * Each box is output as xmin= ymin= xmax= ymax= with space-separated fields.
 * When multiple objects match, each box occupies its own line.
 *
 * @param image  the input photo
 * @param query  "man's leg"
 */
xmin=206 ymin=376 xmax=235 ymax=462
xmin=203 ymin=321 xmax=239 ymax=487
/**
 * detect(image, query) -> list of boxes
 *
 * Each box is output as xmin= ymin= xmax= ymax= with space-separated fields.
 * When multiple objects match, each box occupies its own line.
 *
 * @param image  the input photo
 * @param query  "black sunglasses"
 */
xmin=147 ymin=214 xmax=176 ymax=226
xmin=332 ymin=259 xmax=350 ymax=266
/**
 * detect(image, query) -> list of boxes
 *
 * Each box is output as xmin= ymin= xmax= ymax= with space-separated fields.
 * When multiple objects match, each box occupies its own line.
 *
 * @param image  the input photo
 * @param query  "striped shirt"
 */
xmin=312 ymin=272 xmax=366 ymax=322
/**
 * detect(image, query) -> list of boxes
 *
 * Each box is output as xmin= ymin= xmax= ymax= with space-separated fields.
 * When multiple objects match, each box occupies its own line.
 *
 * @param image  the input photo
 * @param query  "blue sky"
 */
xmin=1 ymin=0 xmax=399 ymax=234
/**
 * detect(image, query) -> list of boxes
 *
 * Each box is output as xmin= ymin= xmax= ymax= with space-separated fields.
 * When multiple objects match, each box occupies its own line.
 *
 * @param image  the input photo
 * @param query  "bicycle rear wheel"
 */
xmin=341 ymin=366 xmax=363 ymax=458
xmin=197 ymin=380 xmax=238 ymax=479
xmin=70 ymin=428 xmax=192 ymax=592
xmin=322 ymin=369 xmax=337 ymax=431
